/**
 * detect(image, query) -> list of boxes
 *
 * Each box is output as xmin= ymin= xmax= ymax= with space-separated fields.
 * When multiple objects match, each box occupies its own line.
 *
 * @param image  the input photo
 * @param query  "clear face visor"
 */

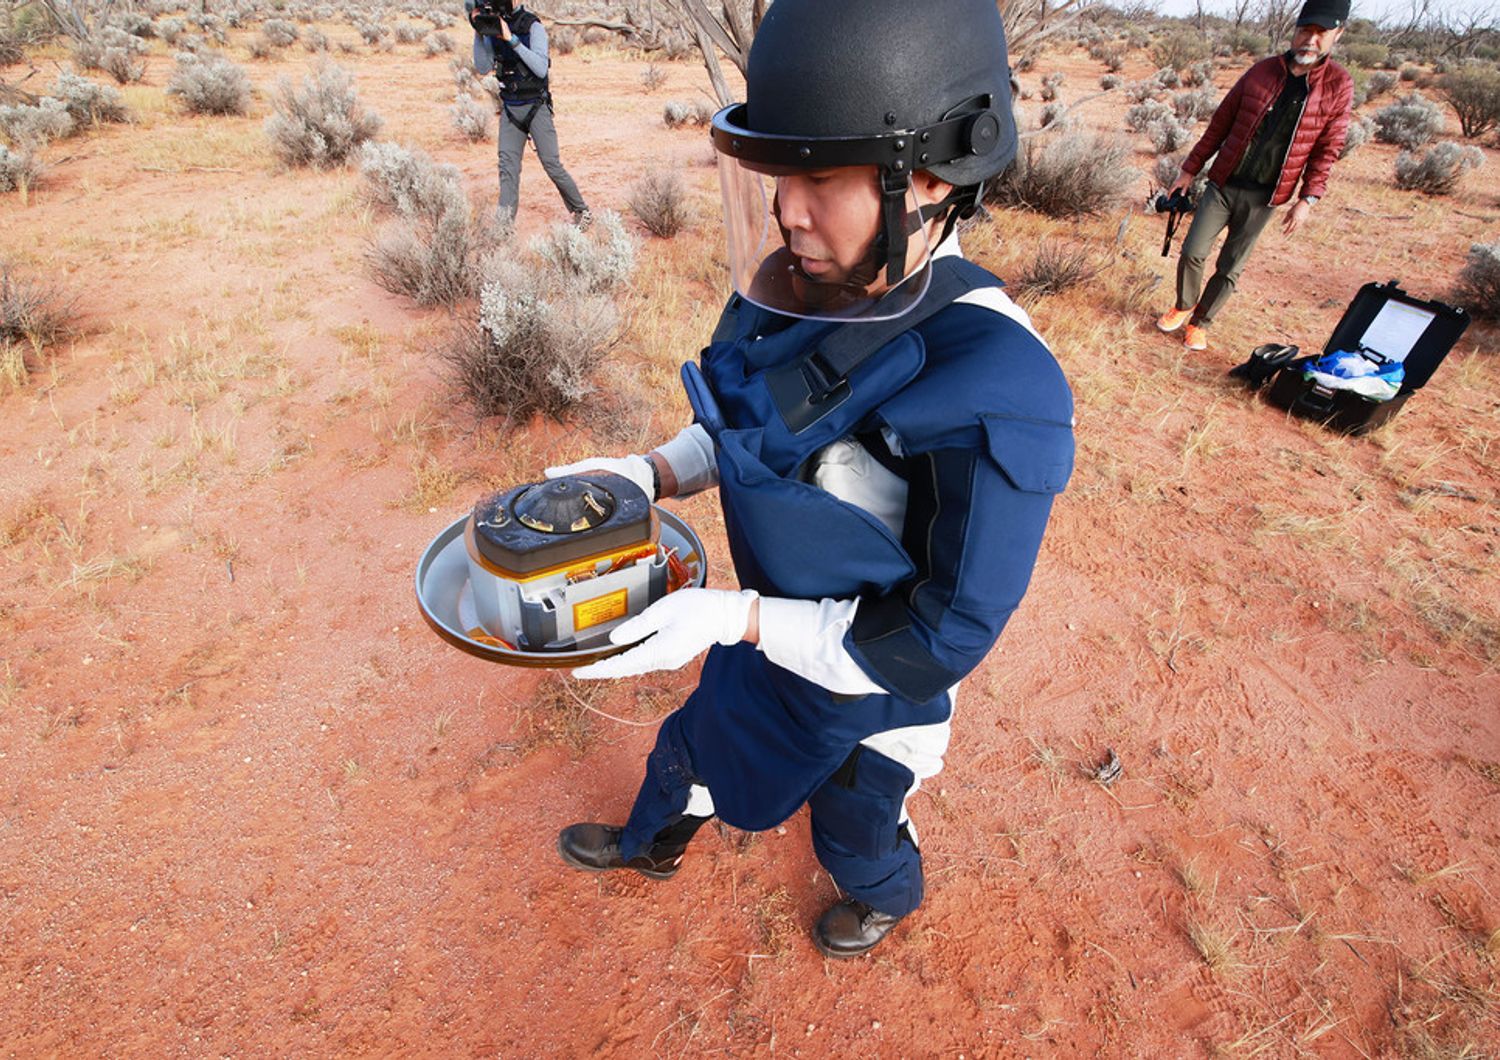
xmin=715 ymin=153 xmax=934 ymax=323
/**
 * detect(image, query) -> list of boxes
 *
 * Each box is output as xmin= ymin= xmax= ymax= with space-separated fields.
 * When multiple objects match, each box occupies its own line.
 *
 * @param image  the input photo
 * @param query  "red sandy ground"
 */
xmin=2 ymin=28 xmax=1499 ymax=1058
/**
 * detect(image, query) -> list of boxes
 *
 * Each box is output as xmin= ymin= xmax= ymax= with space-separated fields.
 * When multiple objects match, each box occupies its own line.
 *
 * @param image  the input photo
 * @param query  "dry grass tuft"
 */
xmin=1187 ymin=920 xmax=1239 ymax=973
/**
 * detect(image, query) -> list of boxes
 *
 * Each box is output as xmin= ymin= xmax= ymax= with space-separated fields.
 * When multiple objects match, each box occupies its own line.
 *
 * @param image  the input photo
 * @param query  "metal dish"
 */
xmin=414 ymin=507 xmax=707 ymax=668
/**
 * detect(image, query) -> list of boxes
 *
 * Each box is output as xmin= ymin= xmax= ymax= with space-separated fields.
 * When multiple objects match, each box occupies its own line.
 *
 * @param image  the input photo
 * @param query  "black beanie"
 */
xmin=1297 ymin=0 xmax=1349 ymax=28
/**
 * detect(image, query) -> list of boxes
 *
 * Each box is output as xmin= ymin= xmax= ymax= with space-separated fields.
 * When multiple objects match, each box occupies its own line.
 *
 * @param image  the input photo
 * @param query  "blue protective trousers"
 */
xmin=619 ymin=710 xmax=925 ymax=918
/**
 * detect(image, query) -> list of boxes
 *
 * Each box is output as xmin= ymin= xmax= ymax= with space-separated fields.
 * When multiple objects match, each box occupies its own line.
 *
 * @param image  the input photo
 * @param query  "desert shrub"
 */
xmin=1146 ymin=114 xmax=1193 ymax=153
xmin=370 ymin=208 xmax=492 ymax=306
xmin=663 ymin=99 xmax=714 ymax=128
xmin=1 ymin=263 xmax=77 ymax=352
xmin=247 ymin=35 xmax=276 ymax=60
xmin=363 ymin=142 xmax=496 ymax=306
xmin=551 ymin=26 xmax=576 ymax=54
xmin=1366 ymin=70 xmax=1397 ymax=99
xmin=167 ymin=53 xmax=252 ymax=116
xmin=1150 ymin=152 xmax=1207 ymax=198
xmin=451 ymin=57 xmax=477 ymax=92
xmin=1155 ymin=65 xmax=1181 ymax=89
xmin=99 ymin=25 xmax=147 ymax=53
xmin=1394 ymin=141 xmax=1484 ymax=194
xmin=262 ymin=18 xmax=299 ymax=45
xmin=1373 ymin=92 xmax=1445 ymax=148
xmin=628 ymin=169 xmax=691 ymax=237
xmin=447 ymin=243 xmax=627 ymax=421
xmin=1100 ymin=74 xmax=1123 ymax=91
xmin=1039 ymin=101 xmax=1070 ymax=129
xmin=640 ymin=63 xmax=667 ymax=92
xmin=111 ymin=11 xmax=154 ymax=38
xmin=1436 ymin=65 xmax=1500 ymax=139
xmin=394 ymin=21 xmax=424 ymax=43
xmin=0 ymin=98 xmax=75 ymax=148
xmin=449 ymin=93 xmax=490 ymax=140
xmin=356 ymin=20 xmax=387 ymax=44
xmin=0 ymin=145 xmax=43 ymax=193
xmin=264 ymin=61 xmax=382 ymax=168
xmin=1454 ymin=241 xmax=1500 ymax=318
xmin=157 ymin=16 xmax=187 ymax=43
xmin=423 ymin=31 xmax=453 ymax=56
xmin=303 ymin=27 xmax=329 ymax=51
xmin=49 ymin=71 xmax=129 ymax=126
xmin=656 ymin=29 xmax=691 ymax=60
xmin=1089 ymin=41 xmax=1125 ymax=72
xmin=1151 ymin=31 xmax=1210 ymax=72
xmin=0 ymin=15 xmax=49 ymax=65
xmin=532 ymin=210 xmax=638 ymax=292
xmin=1340 ymin=114 xmax=1373 ymax=158
xmin=1173 ymin=86 xmax=1218 ymax=122
xmin=100 ymin=46 xmax=145 ymax=84
xmin=1125 ymin=79 xmax=1162 ymax=104
xmin=1222 ymin=26 xmax=1261 ymax=56
xmin=1126 ymin=98 xmax=1171 ymax=132
xmin=72 ymin=38 xmax=104 ymax=71
xmin=1183 ymin=59 xmax=1215 ymax=88
xmin=989 ymin=132 xmax=1135 ymax=217
xmin=1398 ymin=65 xmax=1420 ymax=82
xmin=1040 ymin=71 xmax=1065 ymax=102
xmin=1014 ymin=240 xmax=1104 ymax=298
xmin=360 ymin=141 xmax=463 ymax=220
xmin=1343 ymin=41 xmax=1389 ymax=69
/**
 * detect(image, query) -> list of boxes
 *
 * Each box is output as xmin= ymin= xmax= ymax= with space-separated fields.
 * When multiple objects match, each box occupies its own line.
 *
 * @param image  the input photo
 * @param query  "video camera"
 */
xmin=469 ymin=0 xmax=512 ymax=36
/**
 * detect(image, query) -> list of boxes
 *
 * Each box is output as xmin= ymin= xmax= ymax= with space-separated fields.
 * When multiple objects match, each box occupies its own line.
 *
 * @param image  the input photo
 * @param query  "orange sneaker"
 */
xmin=1156 ymin=307 xmax=1193 ymax=333
xmin=1182 ymin=324 xmax=1208 ymax=351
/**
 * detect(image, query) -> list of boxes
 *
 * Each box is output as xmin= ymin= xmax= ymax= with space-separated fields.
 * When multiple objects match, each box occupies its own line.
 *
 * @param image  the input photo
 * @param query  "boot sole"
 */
xmin=813 ymin=935 xmax=879 ymax=960
xmin=555 ymin=833 xmax=679 ymax=880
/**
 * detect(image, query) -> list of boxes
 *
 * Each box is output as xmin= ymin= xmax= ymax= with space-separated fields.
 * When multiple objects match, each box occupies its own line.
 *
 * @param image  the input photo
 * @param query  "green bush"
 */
xmin=1436 ymin=65 xmax=1500 ymax=139
xmin=1342 ymin=41 xmax=1389 ymax=69
xmin=1151 ymin=31 xmax=1211 ymax=73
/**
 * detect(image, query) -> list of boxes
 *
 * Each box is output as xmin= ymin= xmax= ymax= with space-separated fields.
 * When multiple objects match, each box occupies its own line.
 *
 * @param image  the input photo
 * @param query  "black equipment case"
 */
xmin=1265 ymin=280 xmax=1469 ymax=434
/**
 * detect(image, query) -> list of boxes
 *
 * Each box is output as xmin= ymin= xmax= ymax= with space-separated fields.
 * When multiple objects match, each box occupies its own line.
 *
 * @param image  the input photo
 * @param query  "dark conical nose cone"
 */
xmin=510 ymin=478 xmax=616 ymax=534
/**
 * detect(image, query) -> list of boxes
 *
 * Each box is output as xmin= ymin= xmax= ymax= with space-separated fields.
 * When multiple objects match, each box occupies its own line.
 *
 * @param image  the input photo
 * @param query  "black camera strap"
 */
xmin=1161 ymin=206 xmax=1188 ymax=257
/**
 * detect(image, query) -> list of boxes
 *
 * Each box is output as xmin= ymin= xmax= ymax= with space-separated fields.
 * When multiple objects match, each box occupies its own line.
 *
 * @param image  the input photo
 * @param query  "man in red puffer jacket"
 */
xmin=1156 ymin=0 xmax=1353 ymax=352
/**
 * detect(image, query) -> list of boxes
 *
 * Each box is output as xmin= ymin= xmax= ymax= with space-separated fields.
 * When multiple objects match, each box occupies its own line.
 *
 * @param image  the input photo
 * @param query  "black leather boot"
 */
xmin=556 ymin=821 xmax=694 ymax=880
xmin=813 ymin=897 xmax=905 ymax=959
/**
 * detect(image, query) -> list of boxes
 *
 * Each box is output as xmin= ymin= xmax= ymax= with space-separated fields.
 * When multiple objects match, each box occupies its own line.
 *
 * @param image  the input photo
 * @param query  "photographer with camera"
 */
xmin=1156 ymin=0 xmax=1353 ymax=353
xmin=465 ymin=0 xmax=591 ymax=228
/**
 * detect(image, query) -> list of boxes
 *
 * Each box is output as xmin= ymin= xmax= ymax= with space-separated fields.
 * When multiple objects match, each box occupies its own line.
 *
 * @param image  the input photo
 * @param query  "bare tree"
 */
xmin=667 ymin=0 xmax=765 ymax=104
xmin=1434 ymin=4 xmax=1499 ymax=60
xmin=1001 ymin=0 xmax=1099 ymax=60
xmin=31 ymin=0 xmax=116 ymax=41
xmin=1259 ymin=0 xmax=1299 ymax=50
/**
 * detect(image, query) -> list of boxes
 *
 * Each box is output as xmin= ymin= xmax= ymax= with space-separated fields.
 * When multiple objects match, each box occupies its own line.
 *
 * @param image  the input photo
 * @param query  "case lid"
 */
xmin=1323 ymin=280 xmax=1469 ymax=393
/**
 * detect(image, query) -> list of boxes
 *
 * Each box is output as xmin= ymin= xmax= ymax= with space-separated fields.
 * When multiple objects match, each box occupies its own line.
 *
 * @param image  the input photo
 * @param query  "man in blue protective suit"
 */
xmin=545 ymin=0 xmax=1074 ymax=959
xmin=465 ymin=0 xmax=590 ymax=226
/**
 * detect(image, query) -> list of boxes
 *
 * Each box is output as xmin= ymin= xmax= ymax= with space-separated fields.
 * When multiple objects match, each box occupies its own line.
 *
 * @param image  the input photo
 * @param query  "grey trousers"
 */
xmin=1175 ymin=181 xmax=1277 ymax=327
xmin=497 ymin=100 xmax=587 ymax=222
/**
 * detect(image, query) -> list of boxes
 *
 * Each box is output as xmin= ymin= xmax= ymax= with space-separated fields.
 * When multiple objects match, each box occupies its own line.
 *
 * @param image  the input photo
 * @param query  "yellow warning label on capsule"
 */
xmin=574 ymin=589 xmax=629 ymax=631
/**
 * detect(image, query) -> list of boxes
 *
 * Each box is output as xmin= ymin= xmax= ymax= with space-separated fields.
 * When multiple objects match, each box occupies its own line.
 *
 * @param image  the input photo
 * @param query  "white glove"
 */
xmin=573 ymin=588 xmax=758 ymax=679
xmin=545 ymin=454 xmax=655 ymax=501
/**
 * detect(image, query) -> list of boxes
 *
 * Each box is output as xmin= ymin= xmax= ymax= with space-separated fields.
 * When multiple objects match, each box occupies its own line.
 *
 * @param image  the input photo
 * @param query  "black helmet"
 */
xmin=710 ymin=0 xmax=1016 ymax=314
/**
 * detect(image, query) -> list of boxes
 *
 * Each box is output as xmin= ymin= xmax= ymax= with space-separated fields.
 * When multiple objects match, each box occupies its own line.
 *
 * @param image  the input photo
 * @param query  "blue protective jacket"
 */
xmin=672 ymin=256 xmax=1074 ymax=831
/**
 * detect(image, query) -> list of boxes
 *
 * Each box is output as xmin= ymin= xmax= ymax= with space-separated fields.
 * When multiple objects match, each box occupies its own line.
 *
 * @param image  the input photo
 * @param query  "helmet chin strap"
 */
xmin=768 ymin=176 xmax=979 ymax=300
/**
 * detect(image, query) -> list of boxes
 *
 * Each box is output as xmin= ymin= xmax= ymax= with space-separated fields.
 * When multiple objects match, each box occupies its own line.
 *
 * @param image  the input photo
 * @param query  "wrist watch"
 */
xmin=1300 ymin=196 xmax=1319 ymax=206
